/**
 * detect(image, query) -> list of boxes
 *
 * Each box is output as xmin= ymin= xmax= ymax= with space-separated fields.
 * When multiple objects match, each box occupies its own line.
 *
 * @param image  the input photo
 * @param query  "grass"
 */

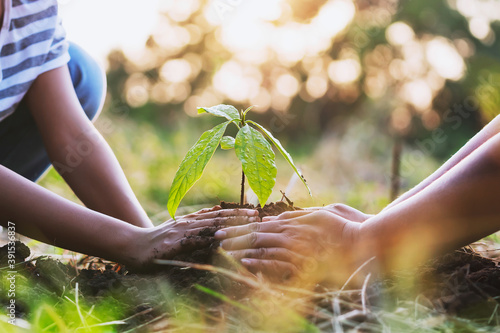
xmin=12 ymin=105 xmax=500 ymax=331
xmin=3 ymin=252 xmax=500 ymax=332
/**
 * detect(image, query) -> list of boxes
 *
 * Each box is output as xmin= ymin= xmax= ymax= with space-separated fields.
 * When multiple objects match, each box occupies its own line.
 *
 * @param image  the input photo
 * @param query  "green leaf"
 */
xmin=167 ymin=121 xmax=229 ymax=218
xmin=198 ymin=104 xmax=240 ymax=121
xmin=220 ymin=136 xmax=235 ymax=150
xmin=235 ymin=125 xmax=277 ymax=207
xmin=247 ymin=120 xmax=312 ymax=196
xmin=242 ymin=105 xmax=255 ymax=117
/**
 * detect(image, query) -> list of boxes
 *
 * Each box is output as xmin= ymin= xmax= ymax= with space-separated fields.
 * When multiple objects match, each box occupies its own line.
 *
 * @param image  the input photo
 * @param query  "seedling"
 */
xmin=167 ymin=104 xmax=311 ymax=218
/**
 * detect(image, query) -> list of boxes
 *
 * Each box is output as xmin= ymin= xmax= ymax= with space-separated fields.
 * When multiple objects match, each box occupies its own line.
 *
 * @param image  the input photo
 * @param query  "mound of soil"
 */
xmin=419 ymin=247 xmax=500 ymax=317
xmin=220 ymin=200 xmax=300 ymax=218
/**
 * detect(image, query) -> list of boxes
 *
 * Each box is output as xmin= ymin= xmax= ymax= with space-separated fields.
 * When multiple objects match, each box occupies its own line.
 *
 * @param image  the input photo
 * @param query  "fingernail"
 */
xmin=241 ymin=259 xmax=251 ymax=265
xmin=214 ymin=230 xmax=226 ymax=239
xmin=246 ymin=210 xmax=256 ymax=216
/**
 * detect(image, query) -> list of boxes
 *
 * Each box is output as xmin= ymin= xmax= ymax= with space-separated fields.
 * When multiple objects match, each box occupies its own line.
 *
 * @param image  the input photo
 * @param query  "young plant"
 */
xmin=167 ymin=104 xmax=311 ymax=218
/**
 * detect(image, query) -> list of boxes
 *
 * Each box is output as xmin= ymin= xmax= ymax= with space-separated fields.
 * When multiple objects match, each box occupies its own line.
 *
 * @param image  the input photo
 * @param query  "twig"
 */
xmin=331 ymin=298 xmax=344 ymax=333
xmin=340 ymin=256 xmax=376 ymax=292
xmin=280 ymin=190 xmax=294 ymax=207
xmin=361 ymin=273 xmax=371 ymax=314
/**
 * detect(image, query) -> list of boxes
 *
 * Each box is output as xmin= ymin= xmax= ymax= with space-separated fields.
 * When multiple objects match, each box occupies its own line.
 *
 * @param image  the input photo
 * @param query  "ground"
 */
xmin=1 ymin=204 xmax=500 ymax=332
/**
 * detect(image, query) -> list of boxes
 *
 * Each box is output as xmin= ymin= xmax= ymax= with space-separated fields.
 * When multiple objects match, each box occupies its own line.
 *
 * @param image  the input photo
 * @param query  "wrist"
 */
xmin=343 ymin=220 xmax=377 ymax=274
xmin=107 ymin=223 xmax=146 ymax=267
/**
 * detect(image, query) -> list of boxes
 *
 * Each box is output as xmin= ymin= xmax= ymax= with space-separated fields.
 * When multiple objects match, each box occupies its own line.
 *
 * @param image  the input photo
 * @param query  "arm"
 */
xmin=0 ymin=163 xmax=140 ymax=264
xmin=216 ymin=131 xmax=500 ymax=280
xmin=359 ymin=131 xmax=500 ymax=270
xmin=0 ymin=66 xmax=261 ymax=268
xmin=384 ymin=115 xmax=500 ymax=211
xmin=303 ymin=116 xmax=500 ymax=220
xmin=0 ymin=164 xmax=259 ymax=268
xmin=26 ymin=66 xmax=152 ymax=228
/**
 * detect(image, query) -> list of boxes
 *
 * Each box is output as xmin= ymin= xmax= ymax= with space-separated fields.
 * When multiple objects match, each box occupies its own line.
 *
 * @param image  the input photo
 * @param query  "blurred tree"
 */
xmin=105 ymin=0 xmax=500 ymax=163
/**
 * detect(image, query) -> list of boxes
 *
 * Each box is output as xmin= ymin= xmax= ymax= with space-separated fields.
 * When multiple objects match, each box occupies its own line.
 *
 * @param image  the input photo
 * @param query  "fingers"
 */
xmin=219 ymin=232 xmax=289 ymax=251
xmin=240 ymin=258 xmax=299 ymax=281
xmin=225 ymin=215 xmax=261 ymax=226
xmin=184 ymin=208 xmax=259 ymax=220
xmin=191 ymin=205 xmax=222 ymax=214
xmin=179 ymin=215 xmax=260 ymax=229
xmin=176 ymin=236 xmax=215 ymax=253
xmin=183 ymin=226 xmax=222 ymax=237
xmin=214 ymin=221 xmax=284 ymax=239
xmin=262 ymin=210 xmax=312 ymax=221
xmin=226 ymin=247 xmax=307 ymax=265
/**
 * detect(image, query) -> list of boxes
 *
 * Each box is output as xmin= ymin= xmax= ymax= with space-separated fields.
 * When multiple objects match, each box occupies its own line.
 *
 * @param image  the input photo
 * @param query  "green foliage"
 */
xmin=220 ymin=136 xmax=235 ymax=150
xmin=167 ymin=121 xmax=230 ymax=218
xmin=235 ymin=124 xmax=277 ymax=208
xmin=167 ymin=104 xmax=311 ymax=218
xmin=247 ymin=120 xmax=311 ymax=197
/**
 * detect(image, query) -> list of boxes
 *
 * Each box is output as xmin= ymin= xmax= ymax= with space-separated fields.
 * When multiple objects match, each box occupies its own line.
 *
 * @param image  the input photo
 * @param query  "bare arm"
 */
xmin=216 ymin=131 xmax=500 ymax=280
xmin=384 ymin=115 xmax=500 ymax=211
xmin=359 ymin=131 xmax=500 ymax=270
xmin=0 ymin=163 xmax=259 ymax=268
xmin=26 ymin=66 xmax=152 ymax=228
xmin=0 ymin=163 xmax=140 ymax=264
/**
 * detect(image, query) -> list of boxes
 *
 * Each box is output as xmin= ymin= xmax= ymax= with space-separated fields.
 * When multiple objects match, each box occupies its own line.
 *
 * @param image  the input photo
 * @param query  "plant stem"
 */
xmin=240 ymin=170 xmax=245 ymax=205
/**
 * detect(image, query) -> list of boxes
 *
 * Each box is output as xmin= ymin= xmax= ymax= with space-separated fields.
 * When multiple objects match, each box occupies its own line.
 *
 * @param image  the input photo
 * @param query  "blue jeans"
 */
xmin=0 ymin=42 xmax=106 ymax=182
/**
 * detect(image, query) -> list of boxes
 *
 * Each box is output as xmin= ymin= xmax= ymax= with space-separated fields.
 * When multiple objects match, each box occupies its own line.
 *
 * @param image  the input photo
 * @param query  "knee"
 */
xmin=67 ymin=42 xmax=107 ymax=122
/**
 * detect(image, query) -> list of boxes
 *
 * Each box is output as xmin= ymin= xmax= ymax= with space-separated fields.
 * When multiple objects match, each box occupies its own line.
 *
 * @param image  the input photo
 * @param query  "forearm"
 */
xmin=384 ymin=115 xmax=500 ymax=211
xmin=0 ymin=164 xmax=142 ymax=264
xmin=360 ymin=132 xmax=500 ymax=271
xmin=46 ymin=127 xmax=153 ymax=228
xmin=26 ymin=66 xmax=152 ymax=228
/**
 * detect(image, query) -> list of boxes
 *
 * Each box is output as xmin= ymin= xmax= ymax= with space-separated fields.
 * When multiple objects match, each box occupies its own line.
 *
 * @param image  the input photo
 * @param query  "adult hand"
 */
xmin=129 ymin=205 xmax=260 ymax=270
xmin=214 ymin=210 xmax=361 ymax=283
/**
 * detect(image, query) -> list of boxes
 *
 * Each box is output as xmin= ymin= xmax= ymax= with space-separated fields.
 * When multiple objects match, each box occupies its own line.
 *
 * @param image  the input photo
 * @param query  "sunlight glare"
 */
xmin=58 ymin=0 xmax=160 ymax=66
xmin=312 ymin=0 xmax=356 ymax=38
xmin=213 ymin=61 xmax=261 ymax=102
xmin=306 ymin=75 xmax=328 ymax=99
xmin=425 ymin=37 xmax=465 ymax=81
xmin=160 ymin=59 xmax=192 ymax=83
xmin=276 ymin=74 xmax=300 ymax=97
xmin=386 ymin=22 xmax=415 ymax=46
xmin=469 ymin=17 xmax=491 ymax=40
xmin=403 ymin=80 xmax=433 ymax=111
xmin=328 ymin=59 xmax=361 ymax=84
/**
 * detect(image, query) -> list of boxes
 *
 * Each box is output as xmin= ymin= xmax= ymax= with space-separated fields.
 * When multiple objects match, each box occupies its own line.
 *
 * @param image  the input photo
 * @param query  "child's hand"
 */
xmin=129 ymin=205 xmax=259 ymax=270
xmin=214 ymin=210 xmax=361 ymax=283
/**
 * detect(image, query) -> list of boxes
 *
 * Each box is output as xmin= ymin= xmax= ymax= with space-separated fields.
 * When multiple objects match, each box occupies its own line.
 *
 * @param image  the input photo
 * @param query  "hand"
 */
xmin=128 ymin=205 xmax=260 ymax=270
xmin=306 ymin=203 xmax=373 ymax=222
xmin=214 ymin=210 xmax=361 ymax=283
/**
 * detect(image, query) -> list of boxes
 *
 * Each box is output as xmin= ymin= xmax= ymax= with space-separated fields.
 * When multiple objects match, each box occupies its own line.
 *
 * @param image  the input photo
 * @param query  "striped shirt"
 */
xmin=0 ymin=0 xmax=69 ymax=122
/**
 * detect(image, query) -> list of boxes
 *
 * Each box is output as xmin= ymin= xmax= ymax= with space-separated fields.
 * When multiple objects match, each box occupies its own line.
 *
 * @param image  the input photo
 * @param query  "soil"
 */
xmin=220 ymin=200 xmax=300 ymax=218
xmin=2 ymin=203 xmax=500 ymax=331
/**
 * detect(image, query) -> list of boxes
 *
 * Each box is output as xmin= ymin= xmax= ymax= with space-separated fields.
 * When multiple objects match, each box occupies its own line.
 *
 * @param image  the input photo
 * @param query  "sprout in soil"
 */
xmin=167 ymin=104 xmax=311 ymax=218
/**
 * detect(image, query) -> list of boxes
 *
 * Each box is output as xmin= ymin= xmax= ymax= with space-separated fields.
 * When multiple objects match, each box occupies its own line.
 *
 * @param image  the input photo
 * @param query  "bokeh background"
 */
xmin=41 ymin=0 xmax=500 ymax=224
